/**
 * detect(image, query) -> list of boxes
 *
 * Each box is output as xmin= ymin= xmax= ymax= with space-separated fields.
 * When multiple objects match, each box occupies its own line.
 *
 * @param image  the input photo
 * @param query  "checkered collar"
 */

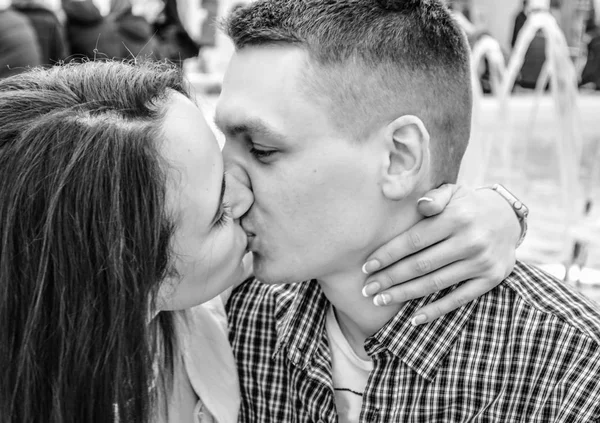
xmin=273 ymin=279 xmax=480 ymax=381
xmin=273 ymin=280 xmax=329 ymax=370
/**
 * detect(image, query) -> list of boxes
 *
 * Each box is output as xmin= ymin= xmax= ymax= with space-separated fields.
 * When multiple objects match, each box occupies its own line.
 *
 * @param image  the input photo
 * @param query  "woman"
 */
xmin=0 ymin=60 xmax=246 ymax=422
xmin=0 ymin=61 xmax=520 ymax=422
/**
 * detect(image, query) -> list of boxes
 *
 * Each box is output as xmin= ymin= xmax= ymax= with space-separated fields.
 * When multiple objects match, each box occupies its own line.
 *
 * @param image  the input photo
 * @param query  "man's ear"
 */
xmin=380 ymin=115 xmax=430 ymax=201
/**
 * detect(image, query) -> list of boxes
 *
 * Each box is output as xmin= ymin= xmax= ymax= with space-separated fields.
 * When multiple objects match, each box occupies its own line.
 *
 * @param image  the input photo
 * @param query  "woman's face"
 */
xmin=157 ymin=92 xmax=253 ymax=311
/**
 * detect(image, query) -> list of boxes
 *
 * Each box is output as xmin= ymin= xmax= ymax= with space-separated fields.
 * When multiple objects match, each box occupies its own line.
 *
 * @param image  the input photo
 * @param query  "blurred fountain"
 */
xmin=459 ymin=34 xmax=506 ymax=187
xmin=464 ymin=0 xmax=585 ymax=266
xmin=503 ymin=1 xmax=583 ymax=264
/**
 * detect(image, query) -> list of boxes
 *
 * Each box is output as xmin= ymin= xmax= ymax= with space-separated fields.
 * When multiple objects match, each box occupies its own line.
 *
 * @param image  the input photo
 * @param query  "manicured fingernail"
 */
xmin=417 ymin=197 xmax=434 ymax=205
xmin=373 ymin=293 xmax=391 ymax=307
xmin=362 ymin=282 xmax=381 ymax=297
xmin=362 ymin=260 xmax=381 ymax=274
xmin=411 ymin=314 xmax=427 ymax=326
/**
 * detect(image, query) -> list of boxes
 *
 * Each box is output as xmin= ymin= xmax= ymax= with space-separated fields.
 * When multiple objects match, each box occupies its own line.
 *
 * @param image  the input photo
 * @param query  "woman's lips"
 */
xmin=241 ymin=220 xmax=256 ymax=250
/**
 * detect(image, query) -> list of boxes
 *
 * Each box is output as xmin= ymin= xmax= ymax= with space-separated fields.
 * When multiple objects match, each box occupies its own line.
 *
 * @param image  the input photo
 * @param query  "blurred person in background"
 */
xmin=511 ymin=0 xmax=529 ymax=48
xmin=581 ymin=25 xmax=600 ymax=90
xmin=0 ymin=0 xmax=42 ymax=78
xmin=62 ymin=0 xmax=163 ymax=61
xmin=515 ymin=0 xmax=557 ymax=89
xmin=195 ymin=0 xmax=217 ymax=48
xmin=153 ymin=0 xmax=200 ymax=65
xmin=515 ymin=0 xmax=566 ymax=89
xmin=12 ymin=0 xmax=69 ymax=66
xmin=581 ymin=0 xmax=600 ymax=89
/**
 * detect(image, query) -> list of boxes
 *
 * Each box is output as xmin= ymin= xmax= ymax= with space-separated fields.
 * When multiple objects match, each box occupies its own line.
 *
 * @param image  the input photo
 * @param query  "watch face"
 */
xmin=495 ymin=184 xmax=528 ymax=218
xmin=514 ymin=201 xmax=529 ymax=217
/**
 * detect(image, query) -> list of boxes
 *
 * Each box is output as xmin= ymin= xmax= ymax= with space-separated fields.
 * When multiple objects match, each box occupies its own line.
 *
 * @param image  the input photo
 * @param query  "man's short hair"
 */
xmin=224 ymin=0 xmax=472 ymax=184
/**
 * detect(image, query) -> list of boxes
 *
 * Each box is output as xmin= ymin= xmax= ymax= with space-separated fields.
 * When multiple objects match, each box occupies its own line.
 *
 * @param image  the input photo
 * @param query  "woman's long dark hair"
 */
xmin=0 ymin=61 xmax=189 ymax=422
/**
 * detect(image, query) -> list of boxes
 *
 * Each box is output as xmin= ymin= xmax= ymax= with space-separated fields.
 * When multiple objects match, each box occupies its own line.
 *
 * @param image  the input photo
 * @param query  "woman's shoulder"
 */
xmin=186 ymin=294 xmax=229 ymax=332
xmin=179 ymin=298 xmax=240 ymax=423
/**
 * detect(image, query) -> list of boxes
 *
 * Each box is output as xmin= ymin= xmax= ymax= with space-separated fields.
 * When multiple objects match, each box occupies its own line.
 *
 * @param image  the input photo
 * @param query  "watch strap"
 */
xmin=480 ymin=184 xmax=529 ymax=248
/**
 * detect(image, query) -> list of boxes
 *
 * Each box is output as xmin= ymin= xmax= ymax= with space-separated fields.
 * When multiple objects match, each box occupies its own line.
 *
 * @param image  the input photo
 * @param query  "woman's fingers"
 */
xmin=409 ymin=277 xmax=494 ymax=325
xmin=363 ymin=184 xmax=477 ymax=275
xmin=362 ymin=215 xmax=455 ymax=274
xmin=368 ymin=258 xmax=498 ymax=306
xmin=416 ymin=183 xmax=456 ymax=217
xmin=362 ymin=236 xmax=468 ymax=297
xmin=361 ymin=184 xmax=520 ymax=324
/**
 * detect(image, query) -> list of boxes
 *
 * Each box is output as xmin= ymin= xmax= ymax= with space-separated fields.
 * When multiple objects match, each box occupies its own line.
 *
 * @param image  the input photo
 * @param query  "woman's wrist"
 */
xmin=477 ymin=184 xmax=528 ymax=248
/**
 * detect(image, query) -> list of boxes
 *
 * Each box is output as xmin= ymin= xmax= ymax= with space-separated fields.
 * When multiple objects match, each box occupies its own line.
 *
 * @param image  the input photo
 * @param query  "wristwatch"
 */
xmin=481 ymin=184 xmax=529 ymax=248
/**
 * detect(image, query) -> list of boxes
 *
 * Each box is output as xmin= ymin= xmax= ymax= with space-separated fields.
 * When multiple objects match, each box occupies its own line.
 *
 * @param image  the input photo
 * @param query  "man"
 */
xmin=217 ymin=0 xmax=600 ymax=421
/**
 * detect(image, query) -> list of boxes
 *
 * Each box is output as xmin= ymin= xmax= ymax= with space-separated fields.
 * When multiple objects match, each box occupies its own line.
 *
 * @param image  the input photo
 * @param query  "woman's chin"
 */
xmin=240 ymin=253 xmax=254 ymax=281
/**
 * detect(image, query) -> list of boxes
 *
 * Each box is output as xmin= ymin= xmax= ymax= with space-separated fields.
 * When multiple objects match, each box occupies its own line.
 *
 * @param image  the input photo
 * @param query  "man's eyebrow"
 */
xmin=211 ymin=174 xmax=227 ymax=224
xmin=213 ymin=115 xmax=287 ymax=142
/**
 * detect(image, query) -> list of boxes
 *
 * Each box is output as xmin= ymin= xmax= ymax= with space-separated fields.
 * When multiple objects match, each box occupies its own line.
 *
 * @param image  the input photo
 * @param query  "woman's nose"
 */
xmin=225 ymin=171 xmax=254 ymax=220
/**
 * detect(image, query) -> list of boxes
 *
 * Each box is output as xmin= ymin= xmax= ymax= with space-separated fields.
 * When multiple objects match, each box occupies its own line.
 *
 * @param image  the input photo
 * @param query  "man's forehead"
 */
xmin=214 ymin=95 xmax=251 ymax=131
xmin=216 ymin=46 xmax=345 ymax=143
xmin=221 ymin=46 xmax=308 ymax=98
xmin=215 ymin=74 xmax=288 ymax=137
xmin=230 ymin=44 xmax=307 ymax=69
xmin=216 ymin=68 xmax=261 ymax=124
xmin=214 ymin=102 xmax=294 ymax=147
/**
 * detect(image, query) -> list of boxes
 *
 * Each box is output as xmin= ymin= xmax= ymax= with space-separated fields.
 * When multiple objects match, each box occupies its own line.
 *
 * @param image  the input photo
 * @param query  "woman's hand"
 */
xmin=361 ymin=184 xmax=521 ymax=325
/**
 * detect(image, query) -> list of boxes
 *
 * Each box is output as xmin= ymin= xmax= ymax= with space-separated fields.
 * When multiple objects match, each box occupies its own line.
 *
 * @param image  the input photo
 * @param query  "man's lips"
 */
xmin=241 ymin=219 xmax=256 ymax=238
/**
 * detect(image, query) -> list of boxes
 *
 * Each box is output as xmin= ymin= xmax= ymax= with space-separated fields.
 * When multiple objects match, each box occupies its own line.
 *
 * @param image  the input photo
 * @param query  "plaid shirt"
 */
xmin=227 ymin=262 xmax=600 ymax=422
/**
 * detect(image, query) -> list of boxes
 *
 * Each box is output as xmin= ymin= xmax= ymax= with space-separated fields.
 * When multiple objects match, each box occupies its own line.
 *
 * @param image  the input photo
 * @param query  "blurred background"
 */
xmin=1 ymin=0 xmax=599 ymax=300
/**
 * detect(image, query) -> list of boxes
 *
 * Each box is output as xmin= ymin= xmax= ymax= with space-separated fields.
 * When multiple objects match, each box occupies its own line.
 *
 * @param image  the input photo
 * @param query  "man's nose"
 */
xmin=225 ymin=171 xmax=254 ymax=220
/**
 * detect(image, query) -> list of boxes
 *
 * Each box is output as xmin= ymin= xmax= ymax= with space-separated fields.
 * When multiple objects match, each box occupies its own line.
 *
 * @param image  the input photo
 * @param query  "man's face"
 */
xmin=216 ymin=46 xmax=392 ymax=284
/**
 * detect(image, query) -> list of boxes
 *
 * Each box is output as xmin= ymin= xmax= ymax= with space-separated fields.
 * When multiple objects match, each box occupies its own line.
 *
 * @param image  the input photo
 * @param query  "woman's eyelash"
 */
xmin=216 ymin=202 xmax=232 ymax=228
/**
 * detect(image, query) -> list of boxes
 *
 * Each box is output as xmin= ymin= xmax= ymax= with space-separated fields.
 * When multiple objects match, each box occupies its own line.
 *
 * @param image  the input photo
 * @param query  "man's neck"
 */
xmin=318 ymin=269 xmax=403 ymax=360
xmin=316 ymin=201 xmax=423 ymax=360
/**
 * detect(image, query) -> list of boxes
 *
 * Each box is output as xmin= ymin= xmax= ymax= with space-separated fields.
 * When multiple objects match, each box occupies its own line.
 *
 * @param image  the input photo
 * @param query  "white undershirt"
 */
xmin=325 ymin=307 xmax=373 ymax=423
